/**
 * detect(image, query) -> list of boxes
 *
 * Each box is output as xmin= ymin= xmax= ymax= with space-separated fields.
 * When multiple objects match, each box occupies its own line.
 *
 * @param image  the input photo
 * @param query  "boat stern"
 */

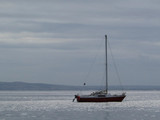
xmin=73 ymin=95 xmax=80 ymax=102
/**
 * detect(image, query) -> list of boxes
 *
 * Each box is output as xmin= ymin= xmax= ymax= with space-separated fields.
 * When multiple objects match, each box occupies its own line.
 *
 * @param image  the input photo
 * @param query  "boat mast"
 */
xmin=105 ymin=35 xmax=108 ymax=93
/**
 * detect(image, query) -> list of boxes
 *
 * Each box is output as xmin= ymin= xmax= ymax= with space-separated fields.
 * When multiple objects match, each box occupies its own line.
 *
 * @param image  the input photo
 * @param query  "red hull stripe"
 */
xmin=76 ymin=96 xmax=125 ymax=102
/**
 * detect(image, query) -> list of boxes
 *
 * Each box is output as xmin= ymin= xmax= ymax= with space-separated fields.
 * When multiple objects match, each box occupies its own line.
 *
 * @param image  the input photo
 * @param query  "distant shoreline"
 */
xmin=0 ymin=82 xmax=160 ymax=91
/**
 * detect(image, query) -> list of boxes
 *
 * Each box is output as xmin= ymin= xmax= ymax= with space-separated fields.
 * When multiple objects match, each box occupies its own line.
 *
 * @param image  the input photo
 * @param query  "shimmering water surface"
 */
xmin=0 ymin=90 xmax=160 ymax=120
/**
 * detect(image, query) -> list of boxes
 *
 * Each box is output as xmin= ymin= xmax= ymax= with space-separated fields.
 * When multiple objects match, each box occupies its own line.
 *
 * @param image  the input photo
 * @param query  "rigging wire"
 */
xmin=108 ymin=40 xmax=124 ymax=92
xmin=81 ymin=37 xmax=124 ymax=93
xmin=99 ymin=69 xmax=106 ymax=91
xmin=82 ymin=38 xmax=104 ymax=88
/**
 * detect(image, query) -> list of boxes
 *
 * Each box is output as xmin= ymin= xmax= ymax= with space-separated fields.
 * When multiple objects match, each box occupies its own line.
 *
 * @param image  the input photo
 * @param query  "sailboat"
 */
xmin=73 ymin=35 xmax=126 ymax=102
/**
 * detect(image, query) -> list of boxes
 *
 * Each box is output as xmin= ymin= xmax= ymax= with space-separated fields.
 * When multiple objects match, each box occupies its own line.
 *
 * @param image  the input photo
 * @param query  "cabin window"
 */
xmin=98 ymin=95 xmax=105 ymax=97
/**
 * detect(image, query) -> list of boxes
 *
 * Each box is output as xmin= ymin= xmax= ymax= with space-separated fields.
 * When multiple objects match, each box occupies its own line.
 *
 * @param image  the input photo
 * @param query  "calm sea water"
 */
xmin=0 ymin=90 xmax=159 ymax=120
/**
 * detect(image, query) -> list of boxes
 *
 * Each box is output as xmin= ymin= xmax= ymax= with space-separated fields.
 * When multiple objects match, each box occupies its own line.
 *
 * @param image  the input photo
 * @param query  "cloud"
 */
xmin=0 ymin=0 xmax=160 ymax=85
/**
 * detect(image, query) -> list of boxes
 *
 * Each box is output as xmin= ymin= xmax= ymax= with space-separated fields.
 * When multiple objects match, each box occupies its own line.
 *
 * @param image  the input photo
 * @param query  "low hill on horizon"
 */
xmin=0 ymin=81 xmax=78 ymax=91
xmin=0 ymin=81 xmax=159 ymax=91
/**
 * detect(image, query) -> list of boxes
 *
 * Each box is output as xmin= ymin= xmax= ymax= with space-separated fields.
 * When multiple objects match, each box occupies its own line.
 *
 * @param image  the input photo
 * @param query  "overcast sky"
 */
xmin=0 ymin=0 xmax=160 ymax=86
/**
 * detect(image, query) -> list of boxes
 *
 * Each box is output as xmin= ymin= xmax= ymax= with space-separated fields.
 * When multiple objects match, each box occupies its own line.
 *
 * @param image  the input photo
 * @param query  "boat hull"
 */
xmin=76 ymin=95 xmax=126 ymax=102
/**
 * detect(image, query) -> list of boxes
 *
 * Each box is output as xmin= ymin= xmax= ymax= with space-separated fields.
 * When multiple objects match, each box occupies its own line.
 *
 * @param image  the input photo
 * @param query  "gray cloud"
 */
xmin=0 ymin=0 xmax=159 ymax=86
